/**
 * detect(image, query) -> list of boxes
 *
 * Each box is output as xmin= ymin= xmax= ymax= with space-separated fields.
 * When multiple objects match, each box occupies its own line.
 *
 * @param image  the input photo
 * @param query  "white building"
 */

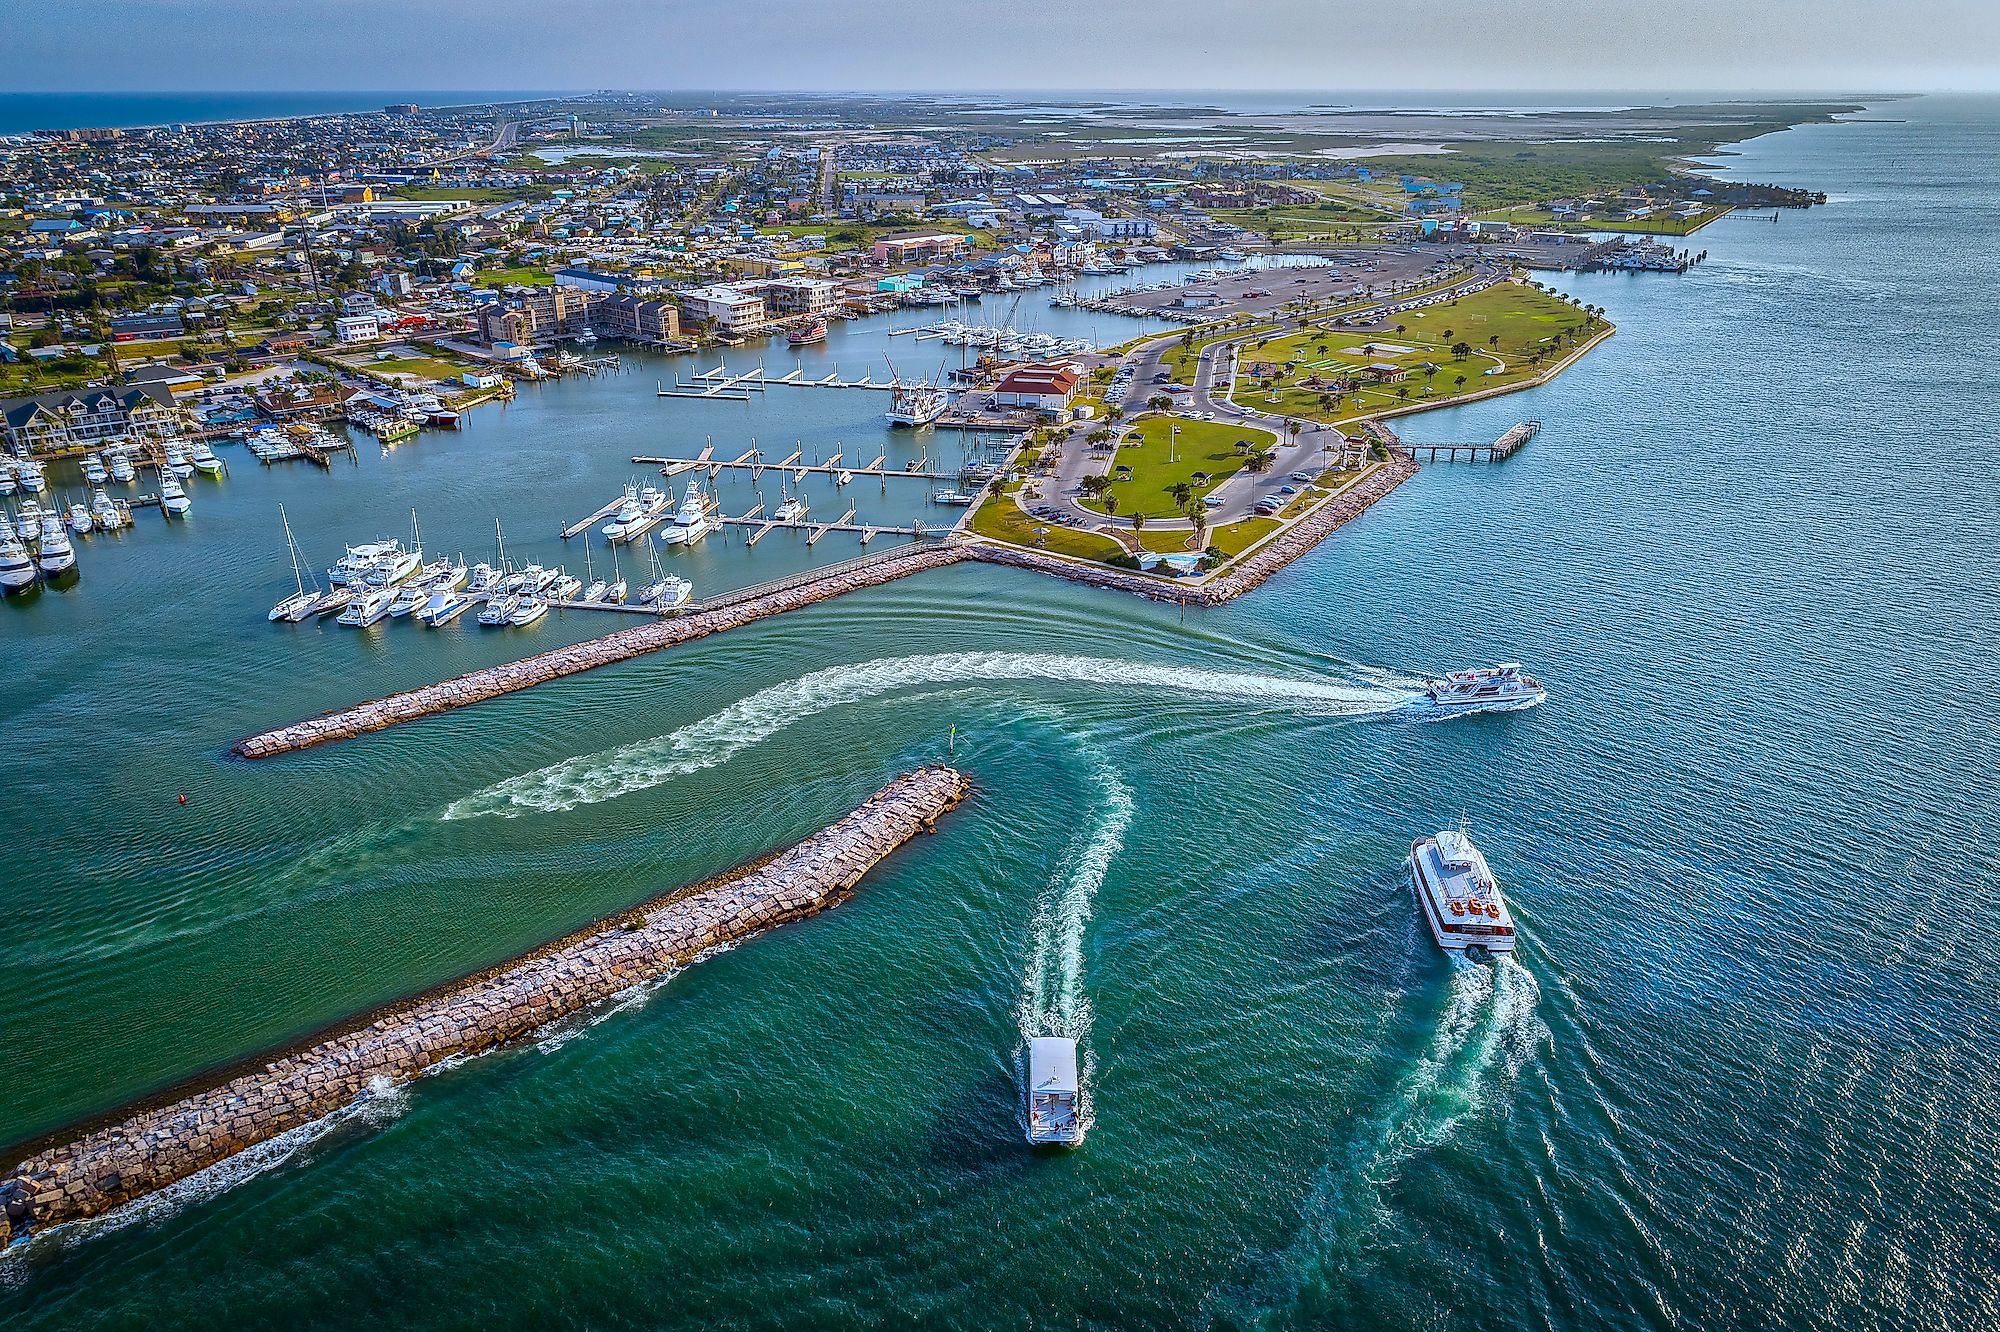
xmin=333 ymin=313 xmax=381 ymax=343
xmin=676 ymin=283 xmax=767 ymax=332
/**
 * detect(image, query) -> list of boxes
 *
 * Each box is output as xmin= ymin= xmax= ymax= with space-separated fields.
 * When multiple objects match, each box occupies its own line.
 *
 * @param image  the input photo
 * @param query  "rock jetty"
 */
xmin=0 ymin=765 xmax=970 ymax=1243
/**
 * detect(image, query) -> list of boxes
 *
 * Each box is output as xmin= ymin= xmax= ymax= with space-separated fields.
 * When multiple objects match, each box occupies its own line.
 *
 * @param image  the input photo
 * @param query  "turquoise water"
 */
xmin=3 ymin=97 xmax=1997 ymax=1329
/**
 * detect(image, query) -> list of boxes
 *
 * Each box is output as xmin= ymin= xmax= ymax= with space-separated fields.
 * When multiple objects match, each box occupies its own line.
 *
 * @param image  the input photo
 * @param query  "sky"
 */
xmin=6 ymin=0 xmax=1999 ymax=93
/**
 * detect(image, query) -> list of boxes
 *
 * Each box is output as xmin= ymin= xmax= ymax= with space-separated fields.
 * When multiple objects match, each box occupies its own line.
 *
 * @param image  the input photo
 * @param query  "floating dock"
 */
xmin=0 ymin=766 xmax=970 ymax=1243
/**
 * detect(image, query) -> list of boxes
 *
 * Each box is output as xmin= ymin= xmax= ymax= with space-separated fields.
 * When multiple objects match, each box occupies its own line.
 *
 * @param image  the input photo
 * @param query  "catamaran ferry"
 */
xmin=1425 ymin=662 xmax=1545 ymax=712
xmin=1026 ymin=1037 xmax=1083 ymax=1146
xmin=1409 ymin=829 xmax=1517 ymax=955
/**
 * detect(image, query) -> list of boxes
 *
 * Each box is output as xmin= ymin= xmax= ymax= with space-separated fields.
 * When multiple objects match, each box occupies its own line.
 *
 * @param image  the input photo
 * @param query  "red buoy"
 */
xmin=178 ymin=793 xmax=187 ymax=805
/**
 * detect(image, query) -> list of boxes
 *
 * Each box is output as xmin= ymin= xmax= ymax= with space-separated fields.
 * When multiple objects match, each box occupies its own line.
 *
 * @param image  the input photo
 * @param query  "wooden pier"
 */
xmin=560 ymin=493 xmax=629 ymax=540
xmin=632 ymin=453 xmax=950 ymax=482
xmin=1370 ymin=418 xmax=1540 ymax=462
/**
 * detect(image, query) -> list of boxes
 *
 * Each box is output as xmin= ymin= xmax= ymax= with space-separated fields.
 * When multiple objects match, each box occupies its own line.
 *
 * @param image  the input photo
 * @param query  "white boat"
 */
xmin=162 ymin=443 xmax=193 ymax=478
xmin=478 ymin=593 xmax=519 ymax=626
xmin=16 ymin=500 xmax=45 ymax=542
xmin=641 ymin=573 xmax=691 ymax=608
xmin=388 ymin=582 xmax=432 ymax=617
xmin=17 ymin=460 xmax=46 ymax=493
xmin=415 ymin=588 xmax=475 ymax=626
xmin=1409 ymin=828 xmax=1518 ymax=955
xmin=328 ymin=540 xmax=401 ymax=586
xmin=774 ymin=494 xmax=809 ymax=524
xmin=466 ymin=562 xmax=501 ymax=594
xmin=90 ymin=488 xmax=120 ymax=530
xmin=657 ymin=485 xmax=715 ymax=547
xmin=313 ymin=587 xmax=353 ymax=618
xmin=517 ymin=563 xmax=557 ymax=593
xmin=0 ymin=530 xmax=36 ymax=591
xmin=364 ymin=512 xmax=426 ymax=586
xmin=885 ymin=380 xmax=949 ymax=428
xmin=188 ymin=441 xmax=226 ymax=476
xmin=580 ymin=576 xmax=609 ymax=603
xmin=550 ymin=573 xmax=582 ymax=601
xmin=599 ymin=484 xmax=644 ymax=540
xmin=67 ymin=499 xmax=93 ymax=533
xmin=1425 ymin=662 xmax=1546 ymax=712
xmin=107 ymin=451 xmax=136 ymax=484
xmin=1027 ymin=1037 xmax=1083 ymax=1146
xmin=429 ymin=558 xmax=470 ymax=593
xmin=836 ymin=469 xmax=853 ymax=486
xmin=0 ymin=464 xmax=15 ymax=497
xmin=82 ymin=454 xmax=108 ymax=484
xmin=158 ymin=472 xmax=191 ymax=516
xmin=36 ymin=521 xmax=76 ymax=576
xmin=604 ymin=547 xmax=628 ymax=604
xmin=337 ymin=583 xmax=397 ymax=627
xmin=509 ymin=595 xmax=549 ymax=626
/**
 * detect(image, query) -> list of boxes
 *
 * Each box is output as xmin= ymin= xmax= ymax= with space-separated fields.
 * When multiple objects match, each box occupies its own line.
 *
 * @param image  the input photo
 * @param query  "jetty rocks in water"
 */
xmin=0 ymin=765 xmax=970 ymax=1243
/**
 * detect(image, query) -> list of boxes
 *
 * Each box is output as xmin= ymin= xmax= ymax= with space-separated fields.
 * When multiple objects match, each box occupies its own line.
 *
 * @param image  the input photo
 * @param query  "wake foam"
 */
xmin=443 ymin=651 xmax=1411 ymax=820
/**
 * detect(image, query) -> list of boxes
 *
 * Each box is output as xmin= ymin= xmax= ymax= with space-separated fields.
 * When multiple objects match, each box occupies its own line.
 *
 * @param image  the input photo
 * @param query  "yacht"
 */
xmin=774 ymin=494 xmax=809 ymax=524
xmin=579 ymin=541 xmax=608 ymax=603
xmin=158 ymin=471 xmax=191 ymax=516
xmin=508 ymin=594 xmax=549 ymax=627
xmin=162 ymin=443 xmax=193 ymax=478
xmin=388 ymin=581 xmax=432 ymax=617
xmin=90 ymin=488 xmax=121 ymax=530
xmin=1409 ymin=828 xmax=1518 ymax=955
xmin=641 ymin=572 xmax=692 ymax=609
xmin=599 ymin=484 xmax=644 ymax=540
xmin=67 ymin=499 xmax=94 ymax=534
xmin=415 ymin=588 xmax=476 ymax=626
xmin=81 ymin=453 xmax=108 ymax=485
xmin=107 ymin=450 xmax=136 ymax=484
xmin=885 ymin=380 xmax=949 ymax=428
xmin=0 ymin=529 xmax=36 ymax=591
xmin=16 ymin=459 xmax=46 ymax=493
xmin=0 ymin=463 xmax=15 ymax=497
xmin=466 ymin=562 xmax=501 ymax=595
xmin=188 ymin=441 xmax=226 ymax=476
xmin=1027 ymin=1037 xmax=1083 ymax=1147
xmin=363 ymin=545 xmax=422 ymax=587
xmin=16 ymin=500 xmax=46 ymax=542
xmin=313 ymin=586 xmax=353 ymax=618
xmin=328 ymin=540 xmax=402 ymax=586
xmin=36 ymin=521 xmax=76 ymax=576
xmin=478 ymin=593 xmax=519 ymax=627
xmin=550 ymin=573 xmax=583 ymax=601
xmin=337 ymin=582 xmax=397 ymax=627
xmin=604 ymin=484 xmax=671 ymax=542
xmin=657 ymin=486 xmax=715 ymax=547
xmin=1425 ymin=663 xmax=1546 ymax=712
xmin=517 ymin=563 xmax=557 ymax=594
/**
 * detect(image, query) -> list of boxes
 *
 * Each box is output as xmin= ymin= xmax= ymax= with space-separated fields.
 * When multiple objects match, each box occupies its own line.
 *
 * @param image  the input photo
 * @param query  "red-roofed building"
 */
xmin=991 ymin=364 xmax=1081 ymax=412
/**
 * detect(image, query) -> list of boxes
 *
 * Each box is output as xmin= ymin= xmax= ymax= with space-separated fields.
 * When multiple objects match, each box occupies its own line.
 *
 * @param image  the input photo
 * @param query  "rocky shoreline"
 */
xmin=0 ymin=765 xmax=970 ymax=1244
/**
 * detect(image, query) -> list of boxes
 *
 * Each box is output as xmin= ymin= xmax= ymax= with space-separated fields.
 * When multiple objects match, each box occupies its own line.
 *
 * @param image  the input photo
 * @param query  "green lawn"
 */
xmin=1161 ymin=325 xmax=1270 ymax=383
xmin=474 ymin=266 xmax=554 ymax=288
xmin=968 ymin=488 xmax=1127 ymax=563
xmin=1080 ymin=415 xmax=1277 ymax=520
xmin=1228 ymin=281 xmax=1606 ymax=423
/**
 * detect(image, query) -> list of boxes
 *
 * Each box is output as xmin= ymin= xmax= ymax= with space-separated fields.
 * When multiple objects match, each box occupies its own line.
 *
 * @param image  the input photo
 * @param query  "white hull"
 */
xmin=1410 ymin=835 xmax=1517 ymax=954
xmin=658 ymin=516 xmax=713 ymax=547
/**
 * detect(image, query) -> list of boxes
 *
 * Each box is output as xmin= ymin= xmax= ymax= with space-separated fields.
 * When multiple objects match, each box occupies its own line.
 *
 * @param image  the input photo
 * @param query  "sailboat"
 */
xmin=268 ymin=504 xmax=325 ymax=621
xmin=580 ymin=541 xmax=608 ymax=604
xmin=605 ymin=545 xmax=628 ymax=604
xmin=638 ymin=542 xmax=691 ymax=609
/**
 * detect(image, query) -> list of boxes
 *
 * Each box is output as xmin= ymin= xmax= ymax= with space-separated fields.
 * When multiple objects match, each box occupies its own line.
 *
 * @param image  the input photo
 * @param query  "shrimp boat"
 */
xmin=268 ymin=505 xmax=326 ymax=622
xmin=1409 ymin=828 xmax=1518 ymax=956
xmin=1425 ymin=663 xmax=1545 ymax=712
xmin=1026 ymin=1037 xmax=1083 ymax=1147
xmin=885 ymin=379 xmax=949 ymax=428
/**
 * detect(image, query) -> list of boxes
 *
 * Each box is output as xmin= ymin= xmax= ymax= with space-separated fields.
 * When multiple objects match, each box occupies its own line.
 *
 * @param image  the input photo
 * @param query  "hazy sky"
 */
xmin=8 ymin=0 xmax=1999 ymax=93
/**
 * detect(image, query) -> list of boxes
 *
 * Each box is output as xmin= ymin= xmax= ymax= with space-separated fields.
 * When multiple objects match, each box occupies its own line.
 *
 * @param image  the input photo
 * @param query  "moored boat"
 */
xmin=158 ymin=472 xmax=191 ymax=516
xmin=787 ymin=317 xmax=828 ymax=347
xmin=336 ymin=583 xmax=396 ymax=627
xmin=1409 ymin=828 xmax=1518 ymax=955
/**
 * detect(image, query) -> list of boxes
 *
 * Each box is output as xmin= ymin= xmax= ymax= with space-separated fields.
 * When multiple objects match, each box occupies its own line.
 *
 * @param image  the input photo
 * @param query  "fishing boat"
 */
xmin=1027 ymin=1037 xmax=1083 ymax=1147
xmin=415 ymin=588 xmax=476 ymax=626
xmin=15 ymin=500 xmax=45 ymax=543
xmin=638 ymin=543 xmax=690 ymax=608
xmin=0 ymin=528 xmax=36 ymax=591
xmin=81 ymin=453 xmax=108 ymax=485
xmin=517 ymin=563 xmax=557 ymax=594
xmin=787 ymin=317 xmax=828 ymax=347
xmin=67 ymin=499 xmax=94 ymax=533
xmin=107 ymin=450 xmax=136 ymax=484
xmin=599 ymin=484 xmax=643 ymax=541
xmin=90 ymin=488 xmax=120 ymax=531
xmin=36 ymin=521 xmax=76 ymax=576
xmin=508 ymin=594 xmax=549 ymax=627
xmin=657 ymin=485 xmax=715 ymax=547
xmin=188 ymin=441 xmax=226 ymax=476
xmin=268 ymin=506 xmax=326 ymax=622
xmin=608 ymin=484 xmax=672 ymax=542
xmin=337 ymin=582 xmax=397 ymax=627
xmin=550 ymin=572 xmax=583 ymax=601
xmin=1425 ymin=663 xmax=1546 ymax=712
xmin=466 ymin=561 xmax=501 ymax=595
xmin=477 ymin=593 xmax=519 ymax=627
xmin=328 ymin=540 xmax=402 ymax=586
xmin=774 ymin=493 xmax=809 ymax=524
xmin=16 ymin=460 xmax=46 ymax=493
xmin=1409 ymin=828 xmax=1517 ymax=956
xmin=387 ymin=581 xmax=432 ymax=617
xmin=885 ymin=379 xmax=949 ymax=428
xmin=158 ymin=471 xmax=191 ymax=516
xmin=162 ymin=443 xmax=193 ymax=478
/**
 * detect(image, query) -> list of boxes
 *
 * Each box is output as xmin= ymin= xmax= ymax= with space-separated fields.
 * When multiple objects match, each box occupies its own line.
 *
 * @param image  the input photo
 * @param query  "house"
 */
xmin=333 ymin=314 xmax=381 ymax=344
xmin=1360 ymin=362 xmax=1407 ymax=383
xmin=0 ymin=382 xmax=187 ymax=454
xmin=991 ymin=364 xmax=1082 ymax=412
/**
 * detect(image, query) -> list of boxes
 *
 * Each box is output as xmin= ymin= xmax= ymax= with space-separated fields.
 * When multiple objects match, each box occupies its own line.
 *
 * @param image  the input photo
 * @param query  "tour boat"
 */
xmin=0 ymin=530 xmax=36 ymax=591
xmin=477 ymin=593 xmax=519 ymax=627
xmin=158 ymin=471 xmax=191 ymax=516
xmin=336 ymin=582 xmax=396 ymax=627
xmin=415 ymin=588 xmax=475 ymax=626
xmin=188 ymin=441 xmax=226 ymax=476
xmin=787 ymin=317 xmax=828 ymax=347
xmin=657 ymin=486 xmax=715 ymax=547
xmin=1425 ymin=662 xmax=1546 ymax=712
xmin=1027 ymin=1037 xmax=1083 ymax=1146
xmin=82 ymin=453 xmax=108 ymax=485
xmin=36 ymin=520 xmax=77 ymax=576
xmin=1409 ymin=828 xmax=1518 ymax=956
xmin=885 ymin=380 xmax=949 ymax=428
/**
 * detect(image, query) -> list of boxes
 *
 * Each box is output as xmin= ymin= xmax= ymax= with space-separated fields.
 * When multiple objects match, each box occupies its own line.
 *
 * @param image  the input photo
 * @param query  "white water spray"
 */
xmin=444 ymin=651 xmax=1411 ymax=821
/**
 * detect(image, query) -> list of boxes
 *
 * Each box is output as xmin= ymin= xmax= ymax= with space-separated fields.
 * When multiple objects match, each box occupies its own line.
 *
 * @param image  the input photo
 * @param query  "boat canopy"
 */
xmin=1433 ymin=829 xmax=1491 ymax=878
xmin=1029 ymin=1037 xmax=1078 ymax=1094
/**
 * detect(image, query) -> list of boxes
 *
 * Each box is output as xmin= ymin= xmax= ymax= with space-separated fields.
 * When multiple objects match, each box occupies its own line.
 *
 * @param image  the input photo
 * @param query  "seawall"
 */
xmin=0 ymin=765 xmax=971 ymax=1243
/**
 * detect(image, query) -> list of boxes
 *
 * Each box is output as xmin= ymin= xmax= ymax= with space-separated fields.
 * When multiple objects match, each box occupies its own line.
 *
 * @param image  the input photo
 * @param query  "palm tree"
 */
xmin=1131 ymin=512 xmax=1147 ymax=533
xmin=1488 ymin=334 xmax=1500 ymax=348
xmin=1167 ymin=481 xmax=1194 ymax=510
xmin=1103 ymin=492 xmax=1119 ymax=519
xmin=1454 ymin=374 xmax=1468 ymax=390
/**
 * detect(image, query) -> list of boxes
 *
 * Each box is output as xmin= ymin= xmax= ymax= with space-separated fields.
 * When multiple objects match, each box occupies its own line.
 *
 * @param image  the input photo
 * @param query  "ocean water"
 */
xmin=1 ymin=95 xmax=1996 ymax=1330
xmin=0 ymin=92 xmax=564 ymax=136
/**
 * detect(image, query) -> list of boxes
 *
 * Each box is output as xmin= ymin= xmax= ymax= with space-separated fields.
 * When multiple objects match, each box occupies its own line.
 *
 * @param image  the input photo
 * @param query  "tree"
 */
xmin=1451 ymin=341 xmax=1472 ymax=360
xmin=1167 ymin=481 xmax=1195 ymax=510
xmin=1131 ymin=512 xmax=1147 ymax=532
xmin=1106 ymin=405 xmax=1124 ymax=424
xmin=1103 ymin=492 xmax=1119 ymax=519
xmin=1488 ymin=334 xmax=1500 ymax=348
xmin=1454 ymin=374 xmax=1468 ymax=390
xmin=1442 ymin=328 xmax=1454 ymax=342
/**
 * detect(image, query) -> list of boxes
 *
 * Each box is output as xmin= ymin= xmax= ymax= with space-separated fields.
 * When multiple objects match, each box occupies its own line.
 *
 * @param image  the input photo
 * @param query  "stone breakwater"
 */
xmin=0 ymin=766 xmax=970 ymax=1243
xmin=233 ymin=542 xmax=972 ymax=758
xmin=964 ymin=456 xmax=1418 ymax=606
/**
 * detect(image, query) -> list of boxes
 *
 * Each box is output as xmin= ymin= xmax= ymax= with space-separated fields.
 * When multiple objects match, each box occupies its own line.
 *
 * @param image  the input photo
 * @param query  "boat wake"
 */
xmin=1014 ymin=756 xmax=1132 ymax=1144
xmin=0 ymin=1076 xmax=408 ymax=1278
xmin=1212 ymin=954 xmax=1546 ymax=1325
xmin=442 ymin=651 xmax=1411 ymax=820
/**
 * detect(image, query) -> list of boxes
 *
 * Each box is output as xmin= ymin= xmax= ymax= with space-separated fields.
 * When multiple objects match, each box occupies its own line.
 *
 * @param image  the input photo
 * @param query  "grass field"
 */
xmin=1228 ymin=281 xmax=1605 ymax=422
xmin=363 ymin=355 xmax=470 ymax=383
xmin=1078 ymin=415 xmax=1278 ymax=519
xmin=473 ymin=266 xmax=555 ymax=288
xmin=968 ymin=487 xmax=1127 ymax=563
